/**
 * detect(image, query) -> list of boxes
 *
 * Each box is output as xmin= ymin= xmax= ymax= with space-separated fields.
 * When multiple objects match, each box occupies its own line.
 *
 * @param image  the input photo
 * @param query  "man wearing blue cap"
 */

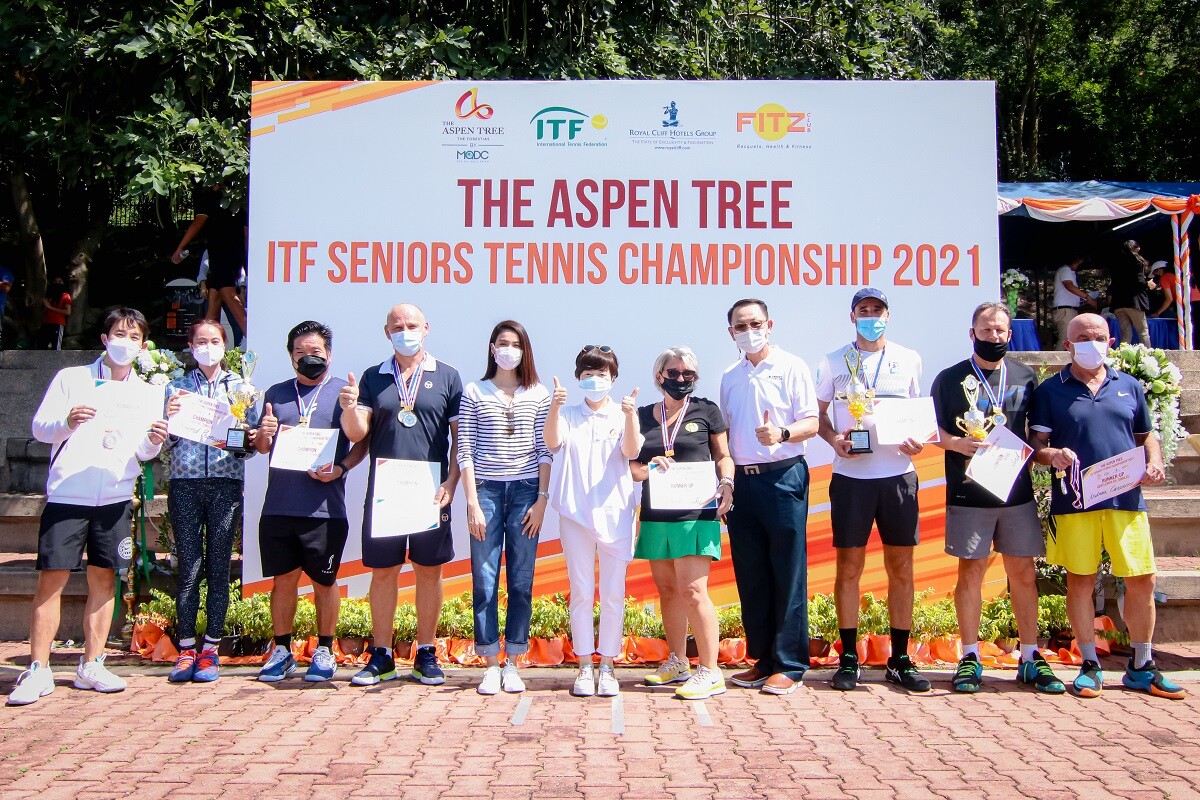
xmin=815 ymin=288 xmax=930 ymax=692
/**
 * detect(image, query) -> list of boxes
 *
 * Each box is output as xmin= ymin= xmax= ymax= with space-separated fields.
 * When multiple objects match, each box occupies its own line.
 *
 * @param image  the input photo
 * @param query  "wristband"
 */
xmin=718 ymin=477 xmax=734 ymax=489
xmin=336 ymin=461 xmax=349 ymax=476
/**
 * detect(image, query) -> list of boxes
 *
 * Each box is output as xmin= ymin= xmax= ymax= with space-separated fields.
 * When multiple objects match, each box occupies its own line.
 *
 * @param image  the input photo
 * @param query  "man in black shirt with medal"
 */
xmin=931 ymin=302 xmax=1064 ymax=695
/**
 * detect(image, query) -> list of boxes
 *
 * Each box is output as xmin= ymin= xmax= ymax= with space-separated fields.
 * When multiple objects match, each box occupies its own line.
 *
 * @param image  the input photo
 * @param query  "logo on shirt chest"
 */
xmin=685 ymin=422 xmax=699 ymax=433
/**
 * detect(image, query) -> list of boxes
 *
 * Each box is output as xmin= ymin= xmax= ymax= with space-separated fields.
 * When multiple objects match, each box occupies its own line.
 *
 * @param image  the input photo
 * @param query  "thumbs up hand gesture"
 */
xmin=551 ymin=376 xmax=567 ymax=408
xmin=755 ymin=409 xmax=782 ymax=446
xmin=339 ymin=373 xmax=359 ymax=410
xmin=621 ymin=387 xmax=639 ymax=418
xmin=258 ymin=402 xmax=279 ymax=439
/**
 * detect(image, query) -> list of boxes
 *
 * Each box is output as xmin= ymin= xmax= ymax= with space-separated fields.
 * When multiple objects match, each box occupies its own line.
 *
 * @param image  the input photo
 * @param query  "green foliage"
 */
xmin=335 ymin=598 xmax=373 ymax=639
xmin=1037 ymin=594 xmax=1071 ymax=638
xmin=138 ymin=588 xmax=178 ymax=628
xmin=856 ymin=592 xmax=892 ymax=636
xmin=528 ymin=593 xmax=570 ymax=639
xmin=807 ymin=592 xmax=839 ymax=643
xmin=234 ymin=589 xmax=273 ymax=641
xmin=980 ymin=596 xmax=1019 ymax=641
xmin=292 ymin=597 xmax=318 ymax=639
xmin=716 ymin=604 xmax=744 ymax=640
xmin=910 ymin=591 xmax=959 ymax=641
xmin=623 ymin=599 xmax=666 ymax=639
xmin=436 ymin=591 xmax=474 ymax=639
xmin=393 ymin=604 xmax=418 ymax=644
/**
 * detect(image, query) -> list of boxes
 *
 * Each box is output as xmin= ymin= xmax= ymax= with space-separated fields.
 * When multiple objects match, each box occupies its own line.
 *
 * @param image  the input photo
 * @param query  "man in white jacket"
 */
xmin=8 ymin=308 xmax=168 ymax=706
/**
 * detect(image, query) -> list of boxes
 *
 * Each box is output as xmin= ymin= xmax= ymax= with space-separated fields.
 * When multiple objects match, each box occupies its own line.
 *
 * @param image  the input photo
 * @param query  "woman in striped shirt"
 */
xmin=459 ymin=320 xmax=552 ymax=695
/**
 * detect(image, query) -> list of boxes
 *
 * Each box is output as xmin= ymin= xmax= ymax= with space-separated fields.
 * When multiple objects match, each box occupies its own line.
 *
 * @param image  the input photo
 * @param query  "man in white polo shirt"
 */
xmin=1052 ymin=256 xmax=1091 ymax=348
xmin=816 ymin=287 xmax=929 ymax=693
xmin=719 ymin=298 xmax=819 ymax=696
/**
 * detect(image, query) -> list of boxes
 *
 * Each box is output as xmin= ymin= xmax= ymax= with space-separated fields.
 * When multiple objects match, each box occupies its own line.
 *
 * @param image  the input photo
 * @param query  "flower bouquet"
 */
xmin=132 ymin=341 xmax=185 ymax=387
xmin=1000 ymin=269 xmax=1030 ymax=315
xmin=1107 ymin=343 xmax=1185 ymax=465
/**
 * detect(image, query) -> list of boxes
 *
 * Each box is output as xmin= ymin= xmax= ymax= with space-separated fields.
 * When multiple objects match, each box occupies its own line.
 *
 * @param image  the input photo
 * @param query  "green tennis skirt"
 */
xmin=634 ymin=519 xmax=722 ymax=561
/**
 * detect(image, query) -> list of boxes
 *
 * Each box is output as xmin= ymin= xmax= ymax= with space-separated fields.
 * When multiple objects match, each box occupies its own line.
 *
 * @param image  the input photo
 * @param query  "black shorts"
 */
xmin=829 ymin=472 xmax=920 ymax=549
xmin=206 ymin=250 xmax=244 ymax=291
xmin=361 ymin=512 xmax=455 ymax=570
xmin=259 ymin=515 xmax=349 ymax=586
xmin=37 ymin=501 xmax=132 ymax=571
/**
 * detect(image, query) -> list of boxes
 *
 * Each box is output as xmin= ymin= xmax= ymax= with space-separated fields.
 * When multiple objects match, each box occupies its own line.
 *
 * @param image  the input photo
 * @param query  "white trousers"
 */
xmin=559 ymin=517 xmax=631 ymax=658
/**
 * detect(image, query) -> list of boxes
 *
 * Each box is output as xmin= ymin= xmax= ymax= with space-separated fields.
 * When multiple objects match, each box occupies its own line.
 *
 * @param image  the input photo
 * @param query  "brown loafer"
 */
xmin=730 ymin=666 xmax=768 ymax=688
xmin=761 ymin=673 xmax=800 ymax=695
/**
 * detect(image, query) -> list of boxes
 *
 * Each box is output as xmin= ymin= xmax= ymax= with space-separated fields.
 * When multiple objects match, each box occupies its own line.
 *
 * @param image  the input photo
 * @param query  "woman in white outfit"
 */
xmin=544 ymin=345 xmax=643 ymax=697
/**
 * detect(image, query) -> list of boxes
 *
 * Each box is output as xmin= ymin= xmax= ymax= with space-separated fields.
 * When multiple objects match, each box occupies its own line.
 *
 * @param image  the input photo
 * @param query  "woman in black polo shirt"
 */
xmin=631 ymin=346 xmax=734 ymax=701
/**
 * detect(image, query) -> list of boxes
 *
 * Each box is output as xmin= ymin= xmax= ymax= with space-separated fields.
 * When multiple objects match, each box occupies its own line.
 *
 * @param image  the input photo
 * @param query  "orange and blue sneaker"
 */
xmin=1070 ymin=660 xmax=1103 ymax=698
xmin=1017 ymin=651 xmax=1066 ymax=694
xmin=1122 ymin=659 xmax=1187 ymax=700
xmin=193 ymin=650 xmax=220 ymax=682
xmin=168 ymin=649 xmax=197 ymax=683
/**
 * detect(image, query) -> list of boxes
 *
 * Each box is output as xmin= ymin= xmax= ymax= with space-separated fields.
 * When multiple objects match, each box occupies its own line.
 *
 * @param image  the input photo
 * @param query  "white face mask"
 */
xmin=493 ymin=346 xmax=522 ymax=371
xmin=104 ymin=336 xmax=140 ymax=366
xmin=1070 ymin=339 xmax=1109 ymax=370
xmin=734 ymin=328 xmax=768 ymax=354
xmin=193 ymin=344 xmax=226 ymax=368
xmin=391 ymin=329 xmax=423 ymax=357
xmin=578 ymin=375 xmax=613 ymax=403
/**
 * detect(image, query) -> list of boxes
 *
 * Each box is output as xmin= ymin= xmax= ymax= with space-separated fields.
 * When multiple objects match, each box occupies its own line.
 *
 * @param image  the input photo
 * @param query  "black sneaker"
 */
xmin=351 ymin=646 xmax=397 ymax=687
xmin=831 ymin=653 xmax=860 ymax=691
xmin=886 ymin=655 xmax=931 ymax=693
xmin=952 ymin=653 xmax=983 ymax=693
xmin=411 ymin=645 xmax=445 ymax=685
xmin=1017 ymin=651 xmax=1066 ymax=695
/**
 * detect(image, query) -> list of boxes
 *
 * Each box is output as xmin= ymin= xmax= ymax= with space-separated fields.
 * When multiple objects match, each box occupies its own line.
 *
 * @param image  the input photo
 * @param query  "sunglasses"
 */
xmin=663 ymin=369 xmax=697 ymax=381
xmin=580 ymin=345 xmax=613 ymax=354
xmin=731 ymin=320 xmax=766 ymax=333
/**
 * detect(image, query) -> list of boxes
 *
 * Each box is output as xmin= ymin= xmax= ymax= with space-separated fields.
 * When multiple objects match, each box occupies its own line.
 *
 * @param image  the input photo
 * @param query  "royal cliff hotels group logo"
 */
xmin=735 ymin=103 xmax=812 ymax=150
xmin=530 ymin=106 xmax=609 ymax=148
xmin=628 ymin=100 xmax=717 ymax=151
xmin=444 ymin=87 xmax=504 ymax=162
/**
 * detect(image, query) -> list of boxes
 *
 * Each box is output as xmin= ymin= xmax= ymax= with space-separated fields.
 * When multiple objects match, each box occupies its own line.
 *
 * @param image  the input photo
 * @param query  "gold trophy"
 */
xmin=836 ymin=349 xmax=875 ymax=453
xmin=955 ymin=375 xmax=992 ymax=441
xmin=225 ymin=350 xmax=261 ymax=453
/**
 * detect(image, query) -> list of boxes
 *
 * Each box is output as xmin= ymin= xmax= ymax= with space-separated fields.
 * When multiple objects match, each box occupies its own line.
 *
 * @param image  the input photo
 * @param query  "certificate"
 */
xmin=270 ymin=425 xmax=338 ymax=472
xmin=1082 ymin=447 xmax=1147 ymax=509
xmin=647 ymin=460 xmax=718 ymax=511
xmin=67 ymin=379 xmax=165 ymax=459
xmin=871 ymin=397 xmax=940 ymax=445
xmin=964 ymin=425 xmax=1034 ymax=502
xmin=370 ymin=458 xmax=441 ymax=538
xmin=168 ymin=390 xmax=235 ymax=446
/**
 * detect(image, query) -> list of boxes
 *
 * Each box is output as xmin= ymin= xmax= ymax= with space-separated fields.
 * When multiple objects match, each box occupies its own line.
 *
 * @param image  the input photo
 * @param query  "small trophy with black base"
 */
xmin=225 ymin=350 xmax=261 ymax=455
xmin=836 ymin=349 xmax=875 ymax=454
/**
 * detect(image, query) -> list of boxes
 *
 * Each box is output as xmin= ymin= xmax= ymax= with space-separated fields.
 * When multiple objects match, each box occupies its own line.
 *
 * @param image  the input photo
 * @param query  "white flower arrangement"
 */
xmin=132 ymin=341 xmax=185 ymax=384
xmin=1107 ymin=343 xmax=1186 ymax=466
xmin=1000 ymin=269 xmax=1030 ymax=292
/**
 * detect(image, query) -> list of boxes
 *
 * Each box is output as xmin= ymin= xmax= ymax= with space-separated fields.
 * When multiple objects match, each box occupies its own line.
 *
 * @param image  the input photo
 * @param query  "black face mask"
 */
xmin=661 ymin=378 xmax=695 ymax=400
xmin=972 ymin=337 xmax=1009 ymax=362
xmin=294 ymin=355 xmax=328 ymax=381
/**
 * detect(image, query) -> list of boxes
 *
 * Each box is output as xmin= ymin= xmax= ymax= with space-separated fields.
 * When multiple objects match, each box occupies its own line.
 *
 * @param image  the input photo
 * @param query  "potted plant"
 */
xmin=393 ymin=603 xmax=418 ymax=659
xmin=237 ymin=591 xmax=274 ymax=656
xmin=335 ymin=598 xmax=373 ymax=655
xmin=857 ymin=593 xmax=892 ymax=664
xmin=1038 ymin=594 xmax=1071 ymax=651
xmin=980 ymin=596 xmax=1018 ymax=651
xmin=807 ymin=593 xmax=838 ymax=657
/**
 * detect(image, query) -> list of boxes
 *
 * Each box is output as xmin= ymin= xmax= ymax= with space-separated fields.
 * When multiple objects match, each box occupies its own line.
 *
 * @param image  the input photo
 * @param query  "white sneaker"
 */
xmin=597 ymin=665 xmax=620 ymax=697
xmin=644 ymin=653 xmax=692 ymax=685
xmin=675 ymin=665 xmax=727 ymax=700
xmin=7 ymin=661 xmax=54 ymax=706
xmin=501 ymin=662 xmax=525 ymax=693
xmin=478 ymin=665 xmax=502 ymax=695
xmin=73 ymin=655 xmax=127 ymax=693
xmin=572 ymin=664 xmax=596 ymax=697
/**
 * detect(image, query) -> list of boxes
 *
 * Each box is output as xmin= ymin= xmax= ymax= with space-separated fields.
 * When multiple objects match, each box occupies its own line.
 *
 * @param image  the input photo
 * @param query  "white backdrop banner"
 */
xmin=244 ymin=80 xmax=999 ymax=601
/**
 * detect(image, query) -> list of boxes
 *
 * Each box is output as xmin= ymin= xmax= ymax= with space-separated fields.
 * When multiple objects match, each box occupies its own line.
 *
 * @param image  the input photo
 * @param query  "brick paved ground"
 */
xmin=1 ymin=644 xmax=1199 ymax=800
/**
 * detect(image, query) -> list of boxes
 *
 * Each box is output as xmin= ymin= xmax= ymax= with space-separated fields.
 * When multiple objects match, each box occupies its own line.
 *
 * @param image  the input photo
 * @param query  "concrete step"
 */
xmin=1103 ymin=556 xmax=1200 ymax=643
xmin=4 ymin=438 xmax=167 ymax=495
xmin=0 ymin=369 xmax=37 ymax=394
xmin=0 ymin=492 xmax=169 ymax=553
xmin=1167 ymin=448 xmax=1200 ymax=487
xmin=1144 ymin=487 xmax=1200 ymax=557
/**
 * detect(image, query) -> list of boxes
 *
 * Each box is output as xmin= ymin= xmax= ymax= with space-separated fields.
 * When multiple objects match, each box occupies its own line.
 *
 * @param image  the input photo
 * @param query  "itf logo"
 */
xmin=735 ymin=103 xmax=811 ymax=141
xmin=662 ymin=101 xmax=680 ymax=127
xmin=530 ymin=106 xmax=608 ymax=142
xmin=455 ymin=88 xmax=494 ymax=120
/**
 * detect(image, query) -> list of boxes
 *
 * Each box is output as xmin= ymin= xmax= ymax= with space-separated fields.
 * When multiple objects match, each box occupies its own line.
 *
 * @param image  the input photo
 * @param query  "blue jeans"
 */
xmin=471 ymin=478 xmax=540 ymax=656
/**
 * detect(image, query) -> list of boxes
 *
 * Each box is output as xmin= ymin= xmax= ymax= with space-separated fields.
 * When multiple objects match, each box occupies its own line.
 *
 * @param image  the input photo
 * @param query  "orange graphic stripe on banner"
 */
xmin=249 ymin=80 xmax=438 ymax=135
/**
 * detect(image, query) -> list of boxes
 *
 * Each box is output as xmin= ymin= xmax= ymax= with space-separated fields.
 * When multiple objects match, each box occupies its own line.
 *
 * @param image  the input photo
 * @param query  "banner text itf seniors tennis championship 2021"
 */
xmin=243 ymin=80 xmax=1001 ymax=604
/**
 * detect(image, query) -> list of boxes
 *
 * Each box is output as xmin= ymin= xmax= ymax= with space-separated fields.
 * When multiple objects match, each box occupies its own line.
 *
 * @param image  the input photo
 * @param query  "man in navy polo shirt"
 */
xmin=340 ymin=304 xmax=462 ymax=687
xmin=252 ymin=320 xmax=369 ymax=683
xmin=1030 ymin=312 xmax=1183 ymax=700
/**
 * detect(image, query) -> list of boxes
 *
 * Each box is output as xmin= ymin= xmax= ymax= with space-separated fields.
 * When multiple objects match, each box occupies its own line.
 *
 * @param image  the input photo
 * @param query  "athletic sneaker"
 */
xmin=351 ymin=646 xmax=397 ymax=686
xmin=478 ymin=665 xmax=502 ymax=695
xmin=73 ymin=655 xmax=127 ymax=693
xmin=501 ymin=662 xmax=525 ymax=693
xmin=1071 ymin=660 xmax=1104 ymax=698
xmin=168 ymin=650 xmax=198 ymax=683
xmin=1017 ymin=651 xmax=1066 ymax=694
xmin=644 ymin=653 xmax=692 ymax=686
xmin=572 ymin=664 xmax=596 ymax=697
xmin=831 ymin=653 xmax=861 ymax=691
xmin=596 ymin=665 xmax=620 ymax=697
xmin=7 ymin=662 xmax=54 ymax=706
xmin=885 ymin=655 xmax=931 ymax=693
xmin=411 ymin=645 xmax=445 ymax=685
xmin=193 ymin=650 xmax=220 ymax=682
xmin=675 ymin=665 xmax=726 ymax=700
xmin=952 ymin=653 xmax=983 ymax=693
xmin=305 ymin=646 xmax=337 ymax=682
xmin=1122 ymin=659 xmax=1187 ymax=700
xmin=258 ymin=645 xmax=297 ymax=683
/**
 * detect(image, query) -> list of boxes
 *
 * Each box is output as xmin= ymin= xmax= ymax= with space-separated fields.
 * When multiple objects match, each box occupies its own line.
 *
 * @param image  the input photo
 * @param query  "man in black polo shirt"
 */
xmin=340 ymin=304 xmax=462 ymax=687
xmin=931 ymin=302 xmax=1064 ymax=695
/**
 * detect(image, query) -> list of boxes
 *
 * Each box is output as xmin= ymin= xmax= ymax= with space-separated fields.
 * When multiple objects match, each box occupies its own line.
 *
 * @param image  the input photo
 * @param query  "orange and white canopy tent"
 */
xmin=998 ymin=181 xmax=1200 ymax=349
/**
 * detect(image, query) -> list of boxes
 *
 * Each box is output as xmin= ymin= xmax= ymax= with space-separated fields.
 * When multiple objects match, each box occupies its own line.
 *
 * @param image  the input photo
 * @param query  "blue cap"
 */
xmin=851 ymin=287 xmax=888 ymax=310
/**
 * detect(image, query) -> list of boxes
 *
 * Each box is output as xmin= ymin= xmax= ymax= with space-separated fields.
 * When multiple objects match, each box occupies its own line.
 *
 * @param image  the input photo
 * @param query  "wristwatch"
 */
xmin=536 ymin=490 xmax=550 ymax=500
xmin=781 ymin=427 xmax=791 ymax=442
